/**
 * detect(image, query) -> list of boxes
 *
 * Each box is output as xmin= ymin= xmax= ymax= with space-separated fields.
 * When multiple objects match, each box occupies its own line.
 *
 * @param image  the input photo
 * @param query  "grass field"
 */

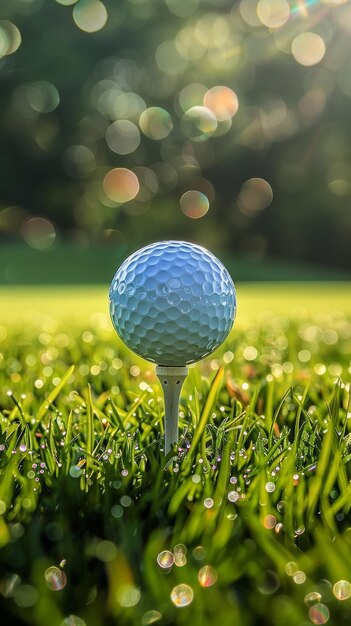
xmin=0 ymin=283 xmax=350 ymax=626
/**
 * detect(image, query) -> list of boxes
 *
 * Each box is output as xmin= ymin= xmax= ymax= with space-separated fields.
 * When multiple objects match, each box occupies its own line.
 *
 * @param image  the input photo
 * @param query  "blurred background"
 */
xmin=1 ymin=0 xmax=351 ymax=284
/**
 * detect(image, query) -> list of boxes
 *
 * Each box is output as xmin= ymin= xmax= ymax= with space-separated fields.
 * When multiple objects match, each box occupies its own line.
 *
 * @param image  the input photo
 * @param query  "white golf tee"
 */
xmin=156 ymin=365 xmax=188 ymax=455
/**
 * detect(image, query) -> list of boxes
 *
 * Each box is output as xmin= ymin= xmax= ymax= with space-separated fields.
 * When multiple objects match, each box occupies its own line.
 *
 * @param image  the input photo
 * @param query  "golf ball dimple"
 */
xmin=109 ymin=241 xmax=236 ymax=366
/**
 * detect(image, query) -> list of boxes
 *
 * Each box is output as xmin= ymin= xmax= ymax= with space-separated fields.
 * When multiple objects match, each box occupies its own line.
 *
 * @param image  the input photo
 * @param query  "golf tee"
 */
xmin=156 ymin=365 xmax=188 ymax=455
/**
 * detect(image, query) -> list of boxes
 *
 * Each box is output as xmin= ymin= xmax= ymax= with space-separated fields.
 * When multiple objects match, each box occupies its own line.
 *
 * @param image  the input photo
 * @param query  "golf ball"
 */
xmin=109 ymin=241 xmax=236 ymax=366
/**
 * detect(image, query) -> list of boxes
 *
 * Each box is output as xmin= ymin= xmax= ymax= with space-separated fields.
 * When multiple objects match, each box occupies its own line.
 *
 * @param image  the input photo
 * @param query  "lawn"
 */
xmin=0 ymin=283 xmax=350 ymax=626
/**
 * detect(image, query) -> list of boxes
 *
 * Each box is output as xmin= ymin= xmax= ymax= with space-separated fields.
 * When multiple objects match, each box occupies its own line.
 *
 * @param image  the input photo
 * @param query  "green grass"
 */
xmin=0 ymin=285 xmax=350 ymax=626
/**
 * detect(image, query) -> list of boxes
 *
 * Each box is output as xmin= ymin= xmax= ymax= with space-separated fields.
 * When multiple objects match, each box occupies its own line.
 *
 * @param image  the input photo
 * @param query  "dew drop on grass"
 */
xmin=263 ymin=515 xmax=276 ymax=529
xmin=305 ymin=591 xmax=322 ymax=606
xmin=44 ymin=566 xmax=67 ymax=591
xmin=265 ymin=482 xmax=275 ymax=493
xmin=204 ymin=498 xmax=214 ymax=508
xmin=19 ymin=444 xmax=27 ymax=452
xmin=142 ymin=610 xmax=162 ymax=625
xmin=285 ymin=562 xmax=298 ymax=576
xmin=309 ymin=603 xmax=330 ymax=624
xmin=174 ymin=552 xmax=187 ymax=567
xmin=192 ymin=546 xmax=207 ymax=561
xmin=228 ymin=490 xmax=239 ymax=502
xmin=157 ymin=551 xmax=174 ymax=569
xmin=198 ymin=565 xmax=217 ymax=587
xmin=170 ymin=583 xmax=194 ymax=607
xmin=69 ymin=466 xmax=82 ymax=478
xmin=333 ymin=580 xmax=351 ymax=600
xmin=293 ymin=570 xmax=306 ymax=584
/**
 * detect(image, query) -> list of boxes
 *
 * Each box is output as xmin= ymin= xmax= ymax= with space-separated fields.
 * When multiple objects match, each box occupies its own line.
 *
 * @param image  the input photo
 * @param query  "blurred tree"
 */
xmin=0 ymin=0 xmax=351 ymax=270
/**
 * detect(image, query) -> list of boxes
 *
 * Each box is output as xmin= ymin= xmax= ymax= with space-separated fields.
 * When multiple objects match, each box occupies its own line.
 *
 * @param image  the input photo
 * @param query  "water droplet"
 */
xmin=198 ymin=565 xmax=217 ymax=587
xmin=173 ymin=543 xmax=187 ymax=555
xmin=333 ymin=580 xmax=351 ymax=600
xmin=293 ymin=570 xmax=306 ymax=584
xmin=174 ymin=552 xmax=187 ymax=567
xmin=305 ymin=592 xmax=322 ymax=606
xmin=157 ymin=550 xmax=174 ymax=569
xmin=285 ymin=562 xmax=298 ymax=576
xmin=263 ymin=515 xmax=276 ymax=529
xmin=192 ymin=545 xmax=207 ymax=561
xmin=204 ymin=498 xmax=214 ymax=509
xmin=309 ymin=603 xmax=330 ymax=624
xmin=44 ymin=566 xmax=67 ymax=591
xmin=19 ymin=444 xmax=27 ymax=452
xmin=228 ymin=490 xmax=239 ymax=503
xmin=142 ymin=610 xmax=162 ymax=625
xmin=170 ymin=583 xmax=194 ymax=607
xmin=265 ymin=482 xmax=275 ymax=493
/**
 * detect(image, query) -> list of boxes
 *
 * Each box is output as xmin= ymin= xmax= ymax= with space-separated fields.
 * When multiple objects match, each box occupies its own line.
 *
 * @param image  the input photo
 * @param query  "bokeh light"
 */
xmin=103 ymin=168 xmax=140 ymax=203
xmin=238 ymin=178 xmax=273 ymax=216
xmin=133 ymin=167 xmax=159 ymax=201
xmin=155 ymin=40 xmax=187 ymax=75
xmin=166 ymin=0 xmax=199 ymax=18
xmin=106 ymin=120 xmax=140 ymax=155
xmin=0 ymin=21 xmax=21 ymax=58
xmin=178 ymin=83 xmax=207 ymax=113
xmin=203 ymin=86 xmax=239 ymax=121
xmin=44 ymin=567 xmax=67 ymax=591
xmin=182 ymin=106 xmax=217 ymax=141
xmin=62 ymin=145 xmax=96 ymax=179
xmin=27 ymin=81 xmax=60 ymax=113
xmin=21 ymin=217 xmax=56 ymax=250
xmin=180 ymin=190 xmax=209 ymax=219
xmin=240 ymin=0 xmax=262 ymax=27
xmin=73 ymin=0 xmax=108 ymax=33
xmin=292 ymin=33 xmax=326 ymax=67
xmin=170 ymin=584 xmax=194 ymax=607
xmin=257 ymin=0 xmax=290 ymax=29
xmin=139 ymin=107 xmax=173 ymax=140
